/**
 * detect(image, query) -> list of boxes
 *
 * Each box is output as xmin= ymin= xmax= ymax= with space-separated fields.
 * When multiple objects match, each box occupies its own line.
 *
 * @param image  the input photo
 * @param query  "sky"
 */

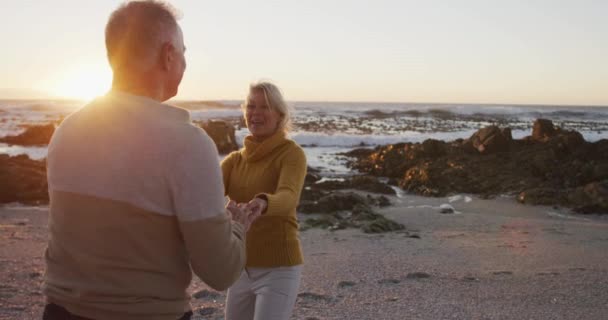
xmin=1 ymin=0 xmax=607 ymax=105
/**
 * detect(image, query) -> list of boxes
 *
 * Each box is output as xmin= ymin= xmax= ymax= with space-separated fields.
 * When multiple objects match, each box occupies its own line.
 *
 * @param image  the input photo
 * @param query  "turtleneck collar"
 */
xmin=242 ymin=130 xmax=290 ymax=162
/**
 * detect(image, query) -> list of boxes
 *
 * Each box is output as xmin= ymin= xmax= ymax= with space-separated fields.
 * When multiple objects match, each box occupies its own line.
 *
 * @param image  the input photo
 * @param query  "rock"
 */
xmin=196 ymin=307 xmax=217 ymax=316
xmin=532 ymin=119 xmax=557 ymax=141
xmin=400 ymin=164 xmax=444 ymax=197
xmin=421 ymin=139 xmax=447 ymax=157
xmin=439 ymin=204 xmax=455 ymax=214
xmin=342 ymin=119 xmax=607 ymax=213
xmin=198 ymin=120 xmax=238 ymax=154
xmin=376 ymin=195 xmax=391 ymax=207
xmin=467 ymin=125 xmax=512 ymax=154
xmin=299 ymin=188 xmax=327 ymax=202
xmin=518 ymin=188 xmax=566 ymax=206
xmin=405 ymin=272 xmax=431 ymax=279
xmin=312 ymin=175 xmax=396 ymax=195
xmin=378 ymin=278 xmax=401 ymax=284
xmin=192 ymin=289 xmax=220 ymax=300
xmin=361 ymin=216 xmax=405 ymax=233
xmin=501 ymin=127 xmax=513 ymax=140
xmin=0 ymin=124 xmax=55 ymax=146
xmin=303 ymin=216 xmax=341 ymax=230
xmin=349 ymin=176 xmax=396 ymax=195
xmin=337 ymin=281 xmax=356 ymax=288
xmin=300 ymin=193 xmax=404 ymax=233
xmin=298 ymin=192 xmax=368 ymax=214
xmin=0 ymin=155 xmax=48 ymax=204
xmin=305 ymin=172 xmax=321 ymax=184
xmin=570 ymin=181 xmax=608 ymax=214
xmin=297 ymin=292 xmax=334 ymax=303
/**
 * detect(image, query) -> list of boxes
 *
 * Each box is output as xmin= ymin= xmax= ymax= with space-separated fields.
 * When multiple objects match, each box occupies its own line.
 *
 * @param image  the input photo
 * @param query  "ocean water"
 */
xmin=2 ymin=99 xmax=607 ymax=173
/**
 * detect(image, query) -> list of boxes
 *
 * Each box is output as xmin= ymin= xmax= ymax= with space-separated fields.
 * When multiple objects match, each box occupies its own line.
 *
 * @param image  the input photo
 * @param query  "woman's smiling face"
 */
xmin=245 ymin=89 xmax=282 ymax=141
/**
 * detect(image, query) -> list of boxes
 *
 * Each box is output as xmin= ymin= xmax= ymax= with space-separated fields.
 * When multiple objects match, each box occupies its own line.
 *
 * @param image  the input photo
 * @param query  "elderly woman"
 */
xmin=221 ymin=81 xmax=307 ymax=320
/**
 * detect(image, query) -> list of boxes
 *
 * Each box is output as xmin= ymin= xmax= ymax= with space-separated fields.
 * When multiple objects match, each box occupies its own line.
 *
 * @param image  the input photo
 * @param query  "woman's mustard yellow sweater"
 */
xmin=221 ymin=130 xmax=307 ymax=267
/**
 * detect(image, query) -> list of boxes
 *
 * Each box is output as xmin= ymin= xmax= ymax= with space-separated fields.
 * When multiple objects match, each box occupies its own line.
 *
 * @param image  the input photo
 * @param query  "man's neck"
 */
xmin=112 ymin=74 xmax=165 ymax=102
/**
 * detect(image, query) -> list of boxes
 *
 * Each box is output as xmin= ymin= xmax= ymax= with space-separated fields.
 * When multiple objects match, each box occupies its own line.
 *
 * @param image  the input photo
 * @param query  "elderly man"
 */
xmin=42 ymin=1 xmax=254 ymax=319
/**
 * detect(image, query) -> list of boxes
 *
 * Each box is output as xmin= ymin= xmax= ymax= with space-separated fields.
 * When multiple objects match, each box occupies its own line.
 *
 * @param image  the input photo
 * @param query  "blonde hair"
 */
xmin=243 ymin=81 xmax=293 ymax=132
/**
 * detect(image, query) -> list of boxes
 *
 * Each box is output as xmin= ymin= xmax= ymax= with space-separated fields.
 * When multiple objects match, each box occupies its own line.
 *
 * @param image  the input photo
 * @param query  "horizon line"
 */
xmin=1 ymin=96 xmax=607 ymax=109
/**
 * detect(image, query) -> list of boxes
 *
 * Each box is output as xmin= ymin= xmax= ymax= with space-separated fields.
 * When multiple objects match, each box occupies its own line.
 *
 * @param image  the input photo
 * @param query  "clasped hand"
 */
xmin=226 ymin=198 xmax=267 ymax=232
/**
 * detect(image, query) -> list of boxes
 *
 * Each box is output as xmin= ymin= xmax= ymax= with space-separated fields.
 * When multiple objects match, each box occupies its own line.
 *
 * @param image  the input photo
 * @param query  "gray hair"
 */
xmin=105 ymin=0 xmax=181 ymax=72
xmin=245 ymin=81 xmax=293 ymax=132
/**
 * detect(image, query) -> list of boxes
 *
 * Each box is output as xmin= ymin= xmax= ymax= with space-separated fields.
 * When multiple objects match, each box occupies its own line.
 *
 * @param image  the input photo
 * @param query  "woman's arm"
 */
xmin=256 ymin=146 xmax=307 ymax=216
xmin=220 ymin=151 xmax=238 ymax=196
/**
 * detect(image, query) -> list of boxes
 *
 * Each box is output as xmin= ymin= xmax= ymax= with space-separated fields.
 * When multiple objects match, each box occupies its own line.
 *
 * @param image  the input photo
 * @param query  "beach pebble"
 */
xmin=406 ymin=272 xmax=431 ymax=279
xmin=337 ymin=281 xmax=356 ymax=288
xmin=196 ymin=307 xmax=217 ymax=316
xmin=378 ymin=278 xmax=401 ymax=285
xmin=192 ymin=289 xmax=220 ymax=300
xmin=298 ymin=292 xmax=334 ymax=303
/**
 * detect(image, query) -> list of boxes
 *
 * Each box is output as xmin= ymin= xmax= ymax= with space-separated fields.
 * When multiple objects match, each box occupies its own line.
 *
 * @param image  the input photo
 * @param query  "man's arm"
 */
xmin=179 ymin=215 xmax=245 ymax=290
xmin=166 ymin=128 xmax=245 ymax=290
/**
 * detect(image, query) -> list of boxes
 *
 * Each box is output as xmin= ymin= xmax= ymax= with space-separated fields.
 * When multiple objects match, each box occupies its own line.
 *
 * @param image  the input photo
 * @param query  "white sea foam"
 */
xmin=546 ymin=211 xmax=590 ymax=221
xmin=190 ymin=109 xmax=244 ymax=121
xmin=289 ymin=130 xmax=480 ymax=147
xmin=2 ymin=100 xmax=607 ymax=161
xmin=0 ymin=143 xmax=47 ymax=160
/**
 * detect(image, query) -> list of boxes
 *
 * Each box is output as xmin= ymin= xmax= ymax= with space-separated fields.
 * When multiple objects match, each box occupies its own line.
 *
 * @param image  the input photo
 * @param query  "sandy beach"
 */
xmin=2 ymin=192 xmax=607 ymax=320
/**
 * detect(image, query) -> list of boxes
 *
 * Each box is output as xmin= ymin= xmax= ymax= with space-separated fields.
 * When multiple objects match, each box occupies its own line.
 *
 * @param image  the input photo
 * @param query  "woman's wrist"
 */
xmin=255 ymin=194 xmax=269 ymax=213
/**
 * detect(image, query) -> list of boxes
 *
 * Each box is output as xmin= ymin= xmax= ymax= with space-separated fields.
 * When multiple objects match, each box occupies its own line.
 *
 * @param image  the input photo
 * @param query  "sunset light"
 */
xmin=1 ymin=1 xmax=608 ymax=319
xmin=50 ymin=63 xmax=112 ymax=100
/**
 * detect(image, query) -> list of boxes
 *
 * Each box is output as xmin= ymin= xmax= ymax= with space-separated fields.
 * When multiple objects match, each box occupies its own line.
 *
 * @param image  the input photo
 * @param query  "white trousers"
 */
xmin=225 ymin=265 xmax=303 ymax=320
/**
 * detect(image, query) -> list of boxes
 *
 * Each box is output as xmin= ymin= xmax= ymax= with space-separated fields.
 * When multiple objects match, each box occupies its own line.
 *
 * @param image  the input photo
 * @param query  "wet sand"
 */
xmin=1 ymin=194 xmax=607 ymax=320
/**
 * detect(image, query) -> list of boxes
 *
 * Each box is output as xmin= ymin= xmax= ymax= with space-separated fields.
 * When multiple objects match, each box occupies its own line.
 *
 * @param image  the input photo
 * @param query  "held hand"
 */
xmin=246 ymin=197 xmax=267 ymax=219
xmin=226 ymin=201 xmax=253 ymax=232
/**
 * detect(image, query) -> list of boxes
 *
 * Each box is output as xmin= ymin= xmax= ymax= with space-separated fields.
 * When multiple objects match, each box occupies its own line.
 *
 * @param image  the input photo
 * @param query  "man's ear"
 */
xmin=160 ymin=42 xmax=174 ymax=71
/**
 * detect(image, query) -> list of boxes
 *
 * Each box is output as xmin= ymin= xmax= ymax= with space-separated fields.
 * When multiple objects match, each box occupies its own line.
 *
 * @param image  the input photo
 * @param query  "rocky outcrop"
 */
xmin=532 ymin=118 xmax=557 ymax=141
xmin=345 ymin=119 xmax=608 ymax=214
xmin=197 ymin=120 xmax=239 ymax=154
xmin=0 ymin=124 xmax=55 ymax=146
xmin=0 ymin=155 xmax=48 ymax=205
xmin=463 ymin=125 xmax=512 ymax=154
xmin=298 ymin=192 xmax=404 ymax=233
xmin=313 ymin=175 xmax=396 ymax=195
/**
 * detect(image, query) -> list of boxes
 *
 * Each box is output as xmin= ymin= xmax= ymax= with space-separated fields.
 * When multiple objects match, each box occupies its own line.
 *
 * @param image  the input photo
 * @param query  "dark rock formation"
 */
xmin=0 ymin=124 xmax=55 ymax=146
xmin=197 ymin=120 xmax=239 ymax=154
xmin=464 ymin=125 xmax=512 ymax=154
xmin=313 ymin=175 xmax=396 ymax=195
xmin=345 ymin=119 xmax=608 ymax=213
xmin=298 ymin=192 xmax=404 ymax=233
xmin=0 ymin=155 xmax=48 ymax=204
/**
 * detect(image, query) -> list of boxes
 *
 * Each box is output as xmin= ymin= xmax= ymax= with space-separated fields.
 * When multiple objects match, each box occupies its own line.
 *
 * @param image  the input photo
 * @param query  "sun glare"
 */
xmin=50 ymin=63 xmax=112 ymax=100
